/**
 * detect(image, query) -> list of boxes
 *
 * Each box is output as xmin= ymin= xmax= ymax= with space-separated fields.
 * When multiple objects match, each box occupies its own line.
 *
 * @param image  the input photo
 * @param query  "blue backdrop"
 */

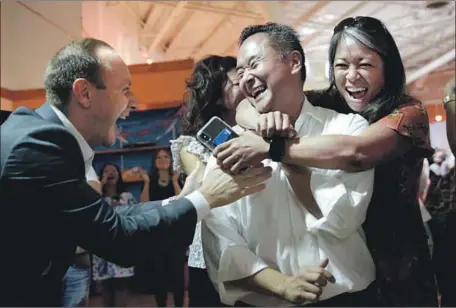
xmin=93 ymin=105 xmax=184 ymax=200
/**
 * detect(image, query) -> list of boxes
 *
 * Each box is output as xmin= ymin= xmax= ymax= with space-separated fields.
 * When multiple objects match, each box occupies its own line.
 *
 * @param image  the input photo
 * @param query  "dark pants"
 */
xmin=154 ymin=249 xmax=187 ymax=307
xmin=188 ymin=267 xmax=223 ymax=307
xmin=428 ymin=212 xmax=456 ymax=307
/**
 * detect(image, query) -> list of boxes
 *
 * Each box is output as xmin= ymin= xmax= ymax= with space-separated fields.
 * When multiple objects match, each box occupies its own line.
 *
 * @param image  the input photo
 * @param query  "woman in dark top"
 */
xmin=140 ymin=148 xmax=182 ymax=202
xmin=136 ymin=148 xmax=185 ymax=307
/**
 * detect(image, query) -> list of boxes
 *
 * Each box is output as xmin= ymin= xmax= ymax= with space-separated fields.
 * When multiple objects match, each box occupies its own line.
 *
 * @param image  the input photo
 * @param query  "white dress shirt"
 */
xmin=201 ymin=98 xmax=376 ymax=306
xmin=50 ymin=104 xmax=210 ymax=222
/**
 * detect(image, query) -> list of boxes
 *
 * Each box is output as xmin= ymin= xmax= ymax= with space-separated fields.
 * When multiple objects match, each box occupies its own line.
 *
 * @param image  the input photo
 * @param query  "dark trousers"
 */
xmin=428 ymin=212 xmax=456 ymax=307
xmin=188 ymin=267 xmax=223 ymax=307
xmin=154 ymin=249 xmax=187 ymax=307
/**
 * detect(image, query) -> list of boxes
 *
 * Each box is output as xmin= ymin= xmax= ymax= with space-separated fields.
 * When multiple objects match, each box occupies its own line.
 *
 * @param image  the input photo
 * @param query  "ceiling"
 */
xmin=83 ymin=1 xmax=456 ymax=89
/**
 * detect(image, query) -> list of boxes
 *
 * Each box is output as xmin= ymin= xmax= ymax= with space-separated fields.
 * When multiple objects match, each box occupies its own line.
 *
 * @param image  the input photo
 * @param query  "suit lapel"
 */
xmin=35 ymin=103 xmax=63 ymax=126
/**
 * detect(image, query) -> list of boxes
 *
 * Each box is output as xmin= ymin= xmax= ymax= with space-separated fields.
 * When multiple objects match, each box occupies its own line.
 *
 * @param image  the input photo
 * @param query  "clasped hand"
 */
xmin=214 ymin=111 xmax=297 ymax=173
xmin=278 ymin=258 xmax=336 ymax=304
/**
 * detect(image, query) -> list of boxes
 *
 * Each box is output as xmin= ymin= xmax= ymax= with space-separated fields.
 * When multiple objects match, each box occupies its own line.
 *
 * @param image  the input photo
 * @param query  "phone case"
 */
xmin=196 ymin=116 xmax=238 ymax=151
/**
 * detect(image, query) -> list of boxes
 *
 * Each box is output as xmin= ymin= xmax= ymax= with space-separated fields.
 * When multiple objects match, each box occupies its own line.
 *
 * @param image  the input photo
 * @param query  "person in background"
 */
xmin=228 ymin=17 xmax=438 ymax=306
xmin=136 ymin=148 xmax=185 ymax=307
xmin=91 ymin=163 xmax=136 ymax=307
xmin=425 ymin=148 xmax=455 ymax=307
xmin=170 ymin=55 xmax=245 ymax=307
xmin=140 ymin=148 xmax=182 ymax=202
xmin=444 ymin=77 xmax=455 ymax=155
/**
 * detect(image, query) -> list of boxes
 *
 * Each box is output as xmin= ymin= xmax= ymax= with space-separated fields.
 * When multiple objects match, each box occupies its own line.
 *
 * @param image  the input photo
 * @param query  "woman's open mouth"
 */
xmin=346 ymin=87 xmax=367 ymax=100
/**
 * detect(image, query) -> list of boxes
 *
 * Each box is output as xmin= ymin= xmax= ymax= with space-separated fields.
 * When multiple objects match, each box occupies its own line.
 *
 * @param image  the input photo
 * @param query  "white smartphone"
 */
xmin=196 ymin=116 xmax=239 ymax=152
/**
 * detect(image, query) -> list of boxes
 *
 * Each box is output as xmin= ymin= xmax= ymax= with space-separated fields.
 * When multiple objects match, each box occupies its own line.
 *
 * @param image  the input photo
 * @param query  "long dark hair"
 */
xmin=311 ymin=16 xmax=412 ymax=123
xmin=180 ymin=55 xmax=237 ymax=136
xmin=99 ymin=163 xmax=126 ymax=197
xmin=149 ymin=148 xmax=173 ymax=183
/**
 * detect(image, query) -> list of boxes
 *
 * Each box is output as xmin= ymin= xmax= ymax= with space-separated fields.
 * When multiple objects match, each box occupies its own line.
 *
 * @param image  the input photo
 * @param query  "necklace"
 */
xmin=158 ymin=178 xmax=169 ymax=187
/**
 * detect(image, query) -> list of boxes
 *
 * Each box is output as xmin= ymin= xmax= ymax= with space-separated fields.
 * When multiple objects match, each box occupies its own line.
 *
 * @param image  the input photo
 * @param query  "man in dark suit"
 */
xmin=0 ymin=38 xmax=272 ymax=306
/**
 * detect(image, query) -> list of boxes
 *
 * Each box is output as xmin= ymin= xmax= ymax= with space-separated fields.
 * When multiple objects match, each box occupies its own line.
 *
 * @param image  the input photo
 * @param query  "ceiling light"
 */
xmin=146 ymin=58 xmax=153 ymax=65
xmin=435 ymin=115 xmax=443 ymax=122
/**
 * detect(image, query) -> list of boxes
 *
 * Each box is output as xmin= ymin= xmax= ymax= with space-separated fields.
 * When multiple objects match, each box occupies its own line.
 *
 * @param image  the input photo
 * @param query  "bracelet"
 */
xmin=443 ymin=93 xmax=455 ymax=107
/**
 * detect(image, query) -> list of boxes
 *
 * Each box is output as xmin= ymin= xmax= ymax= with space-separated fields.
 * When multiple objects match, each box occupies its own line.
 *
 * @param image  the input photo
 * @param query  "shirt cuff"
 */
xmin=185 ymin=190 xmax=210 ymax=222
xmin=161 ymin=196 xmax=176 ymax=206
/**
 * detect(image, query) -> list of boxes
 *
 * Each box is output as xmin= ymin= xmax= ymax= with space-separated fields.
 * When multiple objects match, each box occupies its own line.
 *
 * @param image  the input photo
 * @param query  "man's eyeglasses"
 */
xmin=333 ymin=16 xmax=386 ymax=34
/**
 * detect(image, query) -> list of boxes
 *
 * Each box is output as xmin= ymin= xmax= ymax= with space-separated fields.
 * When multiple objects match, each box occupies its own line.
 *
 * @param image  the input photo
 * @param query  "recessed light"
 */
xmin=435 ymin=115 xmax=443 ymax=122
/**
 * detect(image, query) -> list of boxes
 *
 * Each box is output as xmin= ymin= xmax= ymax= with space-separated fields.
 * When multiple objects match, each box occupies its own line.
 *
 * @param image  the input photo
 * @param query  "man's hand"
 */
xmin=214 ymin=130 xmax=270 ymax=174
xmin=257 ymin=111 xmax=297 ymax=139
xmin=277 ymin=258 xmax=336 ymax=304
xmin=199 ymin=162 xmax=272 ymax=209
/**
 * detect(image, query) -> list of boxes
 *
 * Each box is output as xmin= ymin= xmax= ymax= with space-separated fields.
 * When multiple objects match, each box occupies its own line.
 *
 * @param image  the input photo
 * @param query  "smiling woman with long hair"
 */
xmin=170 ymin=54 xmax=245 ymax=307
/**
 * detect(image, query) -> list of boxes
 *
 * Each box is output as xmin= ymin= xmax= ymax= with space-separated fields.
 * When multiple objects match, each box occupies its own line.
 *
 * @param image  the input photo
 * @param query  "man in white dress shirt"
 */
xmin=201 ymin=23 xmax=376 ymax=307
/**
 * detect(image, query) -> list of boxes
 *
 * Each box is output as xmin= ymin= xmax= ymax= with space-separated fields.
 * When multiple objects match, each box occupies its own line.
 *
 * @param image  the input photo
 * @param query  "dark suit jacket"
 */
xmin=0 ymin=103 xmax=197 ymax=306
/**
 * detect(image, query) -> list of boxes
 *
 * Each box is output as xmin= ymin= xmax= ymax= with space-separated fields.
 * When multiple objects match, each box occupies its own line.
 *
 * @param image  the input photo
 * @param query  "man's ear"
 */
xmin=72 ymin=78 xmax=92 ymax=108
xmin=289 ymin=50 xmax=303 ymax=77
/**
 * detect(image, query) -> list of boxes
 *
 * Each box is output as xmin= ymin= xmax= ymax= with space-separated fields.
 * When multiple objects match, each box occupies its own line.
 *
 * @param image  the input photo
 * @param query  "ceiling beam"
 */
xmin=152 ymin=1 xmax=263 ymax=20
xmin=122 ymin=2 xmax=146 ymax=28
xmin=142 ymin=3 xmax=156 ymax=30
xmin=255 ymin=1 xmax=282 ymax=22
xmin=301 ymin=1 xmax=368 ymax=47
xmin=403 ymin=31 xmax=455 ymax=64
xmin=191 ymin=2 xmax=242 ymax=58
xmin=148 ymin=1 xmax=188 ymax=53
xmin=406 ymin=48 xmax=456 ymax=84
xmin=293 ymin=1 xmax=330 ymax=27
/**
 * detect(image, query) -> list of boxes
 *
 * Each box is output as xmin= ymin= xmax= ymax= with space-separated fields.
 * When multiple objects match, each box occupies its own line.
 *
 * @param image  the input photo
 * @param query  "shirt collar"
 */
xmin=50 ymin=104 xmax=94 ymax=164
xmin=294 ymin=95 xmax=324 ymax=133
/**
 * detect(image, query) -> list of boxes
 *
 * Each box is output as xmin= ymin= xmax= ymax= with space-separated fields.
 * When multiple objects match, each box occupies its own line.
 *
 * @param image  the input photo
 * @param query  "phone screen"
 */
xmin=213 ymin=127 xmax=236 ymax=147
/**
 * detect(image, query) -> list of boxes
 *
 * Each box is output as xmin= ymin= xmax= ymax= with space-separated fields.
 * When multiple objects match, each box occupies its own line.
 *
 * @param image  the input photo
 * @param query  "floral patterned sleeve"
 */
xmin=377 ymin=99 xmax=434 ymax=157
xmin=170 ymin=135 xmax=212 ymax=174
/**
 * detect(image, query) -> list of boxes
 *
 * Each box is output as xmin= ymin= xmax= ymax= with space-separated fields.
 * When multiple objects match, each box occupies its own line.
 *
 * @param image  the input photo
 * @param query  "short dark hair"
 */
xmin=327 ymin=16 xmax=407 ymax=123
xmin=43 ymin=38 xmax=114 ymax=111
xmin=180 ymin=55 xmax=237 ymax=136
xmin=239 ymin=22 xmax=306 ymax=83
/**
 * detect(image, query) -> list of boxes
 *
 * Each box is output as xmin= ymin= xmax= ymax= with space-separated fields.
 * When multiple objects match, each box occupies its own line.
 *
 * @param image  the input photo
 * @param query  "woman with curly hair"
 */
xmin=170 ymin=55 xmax=244 ymax=306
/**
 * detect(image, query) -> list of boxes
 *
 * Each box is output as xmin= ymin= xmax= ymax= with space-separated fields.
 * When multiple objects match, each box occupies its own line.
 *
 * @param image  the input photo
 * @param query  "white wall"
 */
xmin=1 ymin=1 xmax=82 ymax=90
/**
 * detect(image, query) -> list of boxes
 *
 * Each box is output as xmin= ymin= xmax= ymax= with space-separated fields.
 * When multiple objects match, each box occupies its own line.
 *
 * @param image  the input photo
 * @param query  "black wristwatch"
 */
xmin=267 ymin=136 xmax=286 ymax=162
